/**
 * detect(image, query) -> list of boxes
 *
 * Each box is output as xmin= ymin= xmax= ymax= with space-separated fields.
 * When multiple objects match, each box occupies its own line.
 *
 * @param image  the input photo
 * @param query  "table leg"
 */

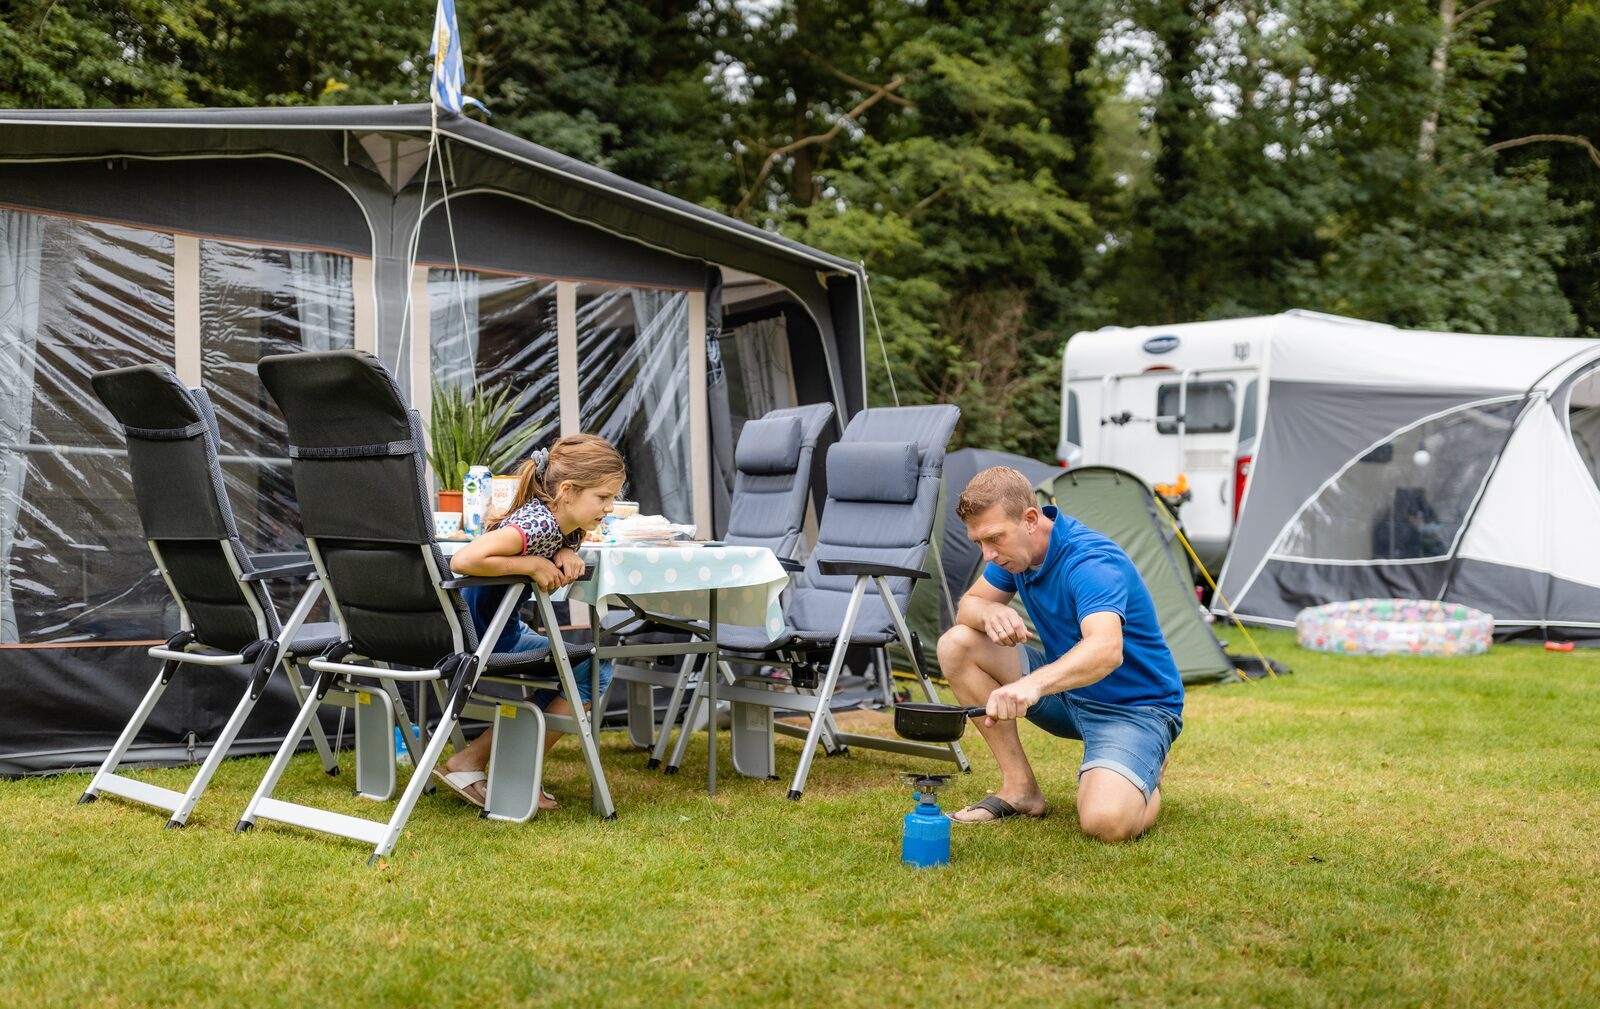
xmin=707 ymin=589 xmax=719 ymax=796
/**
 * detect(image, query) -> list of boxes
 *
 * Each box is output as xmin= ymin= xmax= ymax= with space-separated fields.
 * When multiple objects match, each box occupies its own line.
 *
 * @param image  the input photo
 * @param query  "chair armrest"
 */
xmin=439 ymin=566 xmax=594 ymax=590
xmin=815 ymin=560 xmax=929 ymax=581
xmin=439 ymin=574 xmax=531 ymax=589
xmin=777 ymin=557 xmax=805 ymax=573
xmin=240 ymin=560 xmax=317 ymax=582
xmin=250 ymin=551 xmax=309 ymax=568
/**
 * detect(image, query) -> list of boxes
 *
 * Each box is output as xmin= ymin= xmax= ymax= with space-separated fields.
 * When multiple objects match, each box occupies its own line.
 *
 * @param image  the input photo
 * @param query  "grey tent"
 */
xmin=1214 ymin=316 xmax=1600 ymax=642
xmin=903 ymin=453 xmax=1234 ymax=686
xmin=0 ymin=105 xmax=864 ymax=774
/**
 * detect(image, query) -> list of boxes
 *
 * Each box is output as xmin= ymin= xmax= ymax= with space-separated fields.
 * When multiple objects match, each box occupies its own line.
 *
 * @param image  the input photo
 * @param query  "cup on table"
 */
xmin=433 ymin=511 xmax=463 ymax=538
xmin=611 ymin=499 xmax=639 ymax=519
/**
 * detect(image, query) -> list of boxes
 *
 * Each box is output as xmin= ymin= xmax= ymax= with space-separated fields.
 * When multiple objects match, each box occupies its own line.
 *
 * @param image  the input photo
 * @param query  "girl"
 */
xmin=437 ymin=433 xmax=625 ymax=809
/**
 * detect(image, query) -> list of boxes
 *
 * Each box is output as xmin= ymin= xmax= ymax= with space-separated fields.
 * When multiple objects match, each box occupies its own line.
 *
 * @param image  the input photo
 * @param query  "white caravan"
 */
xmin=1059 ymin=311 xmax=1386 ymax=571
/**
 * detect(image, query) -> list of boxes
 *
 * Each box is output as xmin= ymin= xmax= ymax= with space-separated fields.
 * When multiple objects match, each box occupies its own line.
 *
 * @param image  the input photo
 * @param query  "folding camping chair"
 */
xmin=663 ymin=405 xmax=971 ymax=799
xmin=236 ymin=350 xmax=612 ymax=862
xmin=77 ymin=364 xmax=339 ymax=828
xmin=611 ymin=404 xmax=835 ymax=762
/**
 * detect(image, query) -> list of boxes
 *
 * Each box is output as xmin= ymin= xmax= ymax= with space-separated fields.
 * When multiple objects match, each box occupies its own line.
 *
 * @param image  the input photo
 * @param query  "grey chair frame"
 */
xmin=78 ymin=365 xmax=339 ymax=828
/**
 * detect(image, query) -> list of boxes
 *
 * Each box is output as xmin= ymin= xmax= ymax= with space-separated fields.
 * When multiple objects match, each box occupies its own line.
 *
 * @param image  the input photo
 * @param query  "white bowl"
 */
xmin=433 ymin=511 xmax=463 ymax=538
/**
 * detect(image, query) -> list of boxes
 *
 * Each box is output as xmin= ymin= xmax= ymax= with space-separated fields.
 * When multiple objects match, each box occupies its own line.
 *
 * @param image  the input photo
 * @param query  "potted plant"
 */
xmin=426 ymin=378 xmax=540 ymax=512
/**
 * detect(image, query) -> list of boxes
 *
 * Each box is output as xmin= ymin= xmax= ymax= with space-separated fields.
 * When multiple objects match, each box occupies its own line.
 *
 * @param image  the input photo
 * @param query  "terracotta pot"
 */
xmin=437 ymin=490 xmax=463 ymax=513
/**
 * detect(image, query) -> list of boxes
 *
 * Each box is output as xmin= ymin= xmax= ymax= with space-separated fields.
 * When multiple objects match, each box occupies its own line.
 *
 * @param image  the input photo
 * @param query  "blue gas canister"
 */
xmin=899 ymin=773 xmax=952 ymax=868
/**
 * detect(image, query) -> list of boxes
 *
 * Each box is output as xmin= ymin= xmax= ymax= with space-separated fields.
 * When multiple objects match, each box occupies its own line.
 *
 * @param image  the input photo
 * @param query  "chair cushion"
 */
xmin=826 ymin=441 xmax=919 ymax=503
xmin=734 ymin=415 xmax=804 ymax=475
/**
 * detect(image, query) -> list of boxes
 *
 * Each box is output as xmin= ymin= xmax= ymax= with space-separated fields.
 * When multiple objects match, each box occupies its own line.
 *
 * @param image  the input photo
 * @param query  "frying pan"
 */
xmin=893 ymin=702 xmax=989 ymax=743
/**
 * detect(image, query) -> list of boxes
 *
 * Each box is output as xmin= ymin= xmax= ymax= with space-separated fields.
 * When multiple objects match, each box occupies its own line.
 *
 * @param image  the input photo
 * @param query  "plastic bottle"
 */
xmin=901 ymin=785 xmax=952 ymax=868
xmin=394 ymin=725 xmax=413 ymax=766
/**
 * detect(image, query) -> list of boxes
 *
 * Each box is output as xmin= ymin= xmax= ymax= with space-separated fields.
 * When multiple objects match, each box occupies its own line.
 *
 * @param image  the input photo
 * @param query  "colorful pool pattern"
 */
xmin=1296 ymin=598 xmax=1494 ymax=657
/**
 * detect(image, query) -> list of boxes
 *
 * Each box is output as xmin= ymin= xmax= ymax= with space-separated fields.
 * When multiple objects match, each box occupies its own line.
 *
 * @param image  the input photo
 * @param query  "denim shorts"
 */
xmin=506 ymin=624 xmax=613 ymax=708
xmin=1019 ymin=644 xmax=1182 ymax=801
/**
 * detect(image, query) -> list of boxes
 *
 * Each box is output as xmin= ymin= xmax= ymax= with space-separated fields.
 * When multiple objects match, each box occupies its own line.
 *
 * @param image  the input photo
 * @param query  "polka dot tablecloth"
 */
xmin=562 ymin=543 xmax=790 ymax=637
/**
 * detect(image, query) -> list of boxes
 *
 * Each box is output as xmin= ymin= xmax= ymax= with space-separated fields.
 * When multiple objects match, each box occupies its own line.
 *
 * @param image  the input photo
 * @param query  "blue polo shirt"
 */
xmin=982 ymin=507 xmax=1183 ymax=713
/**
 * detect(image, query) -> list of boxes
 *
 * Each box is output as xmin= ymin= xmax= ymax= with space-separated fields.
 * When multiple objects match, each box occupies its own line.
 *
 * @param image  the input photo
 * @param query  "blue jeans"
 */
xmin=506 ymin=624 xmax=613 ymax=709
xmin=1019 ymin=645 xmax=1182 ymax=801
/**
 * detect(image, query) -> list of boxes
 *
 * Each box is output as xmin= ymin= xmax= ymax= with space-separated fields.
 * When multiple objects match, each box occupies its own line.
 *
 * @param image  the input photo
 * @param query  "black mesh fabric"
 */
xmin=90 ymin=365 xmax=233 ymax=541
xmin=155 ymin=539 xmax=262 ymax=652
xmin=259 ymin=351 xmax=473 ymax=669
xmin=258 ymin=351 xmax=432 ymax=544
xmin=90 ymin=364 xmax=270 ymax=653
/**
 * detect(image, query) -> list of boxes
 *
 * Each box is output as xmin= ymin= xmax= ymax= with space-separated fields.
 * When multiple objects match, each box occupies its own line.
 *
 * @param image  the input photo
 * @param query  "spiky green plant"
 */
xmin=425 ymin=379 xmax=541 ymax=492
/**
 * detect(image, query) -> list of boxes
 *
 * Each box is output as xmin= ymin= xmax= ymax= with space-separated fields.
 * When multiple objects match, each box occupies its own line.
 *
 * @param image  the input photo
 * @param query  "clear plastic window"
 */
xmin=1275 ymin=399 xmax=1524 ymax=561
xmin=427 ymin=270 xmax=561 ymax=469
xmin=576 ymin=285 xmax=692 ymax=522
xmin=1157 ymin=381 xmax=1235 ymax=434
xmin=199 ymin=242 xmax=355 ymax=556
xmin=1067 ymin=390 xmax=1081 ymax=447
xmin=1 ymin=211 xmax=175 ymax=643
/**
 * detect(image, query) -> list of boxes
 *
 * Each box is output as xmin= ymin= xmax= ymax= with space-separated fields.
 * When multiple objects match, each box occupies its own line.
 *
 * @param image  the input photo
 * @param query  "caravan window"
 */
xmin=1157 ymin=381 xmax=1235 ymax=435
xmin=1273 ymin=398 xmax=1523 ymax=561
xmin=1067 ymin=390 xmax=1081 ymax=447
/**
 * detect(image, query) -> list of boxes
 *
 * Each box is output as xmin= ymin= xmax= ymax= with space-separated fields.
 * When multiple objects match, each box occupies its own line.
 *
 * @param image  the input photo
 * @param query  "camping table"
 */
xmin=563 ymin=542 xmax=789 ymax=795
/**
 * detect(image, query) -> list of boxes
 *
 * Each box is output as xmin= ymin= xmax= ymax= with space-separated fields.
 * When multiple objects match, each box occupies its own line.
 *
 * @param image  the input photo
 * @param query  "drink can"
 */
xmin=462 ymin=465 xmax=494 ymax=536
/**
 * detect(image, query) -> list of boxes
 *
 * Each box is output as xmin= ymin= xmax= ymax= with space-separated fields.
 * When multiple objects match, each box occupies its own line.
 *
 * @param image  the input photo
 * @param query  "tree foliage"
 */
xmin=1 ymin=0 xmax=1591 ymax=459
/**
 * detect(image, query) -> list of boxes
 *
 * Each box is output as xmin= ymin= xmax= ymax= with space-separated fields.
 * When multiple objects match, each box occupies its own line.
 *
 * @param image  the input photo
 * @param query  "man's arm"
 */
xmin=956 ymin=577 xmax=1031 ymax=647
xmin=985 ymin=612 xmax=1123 ymax=721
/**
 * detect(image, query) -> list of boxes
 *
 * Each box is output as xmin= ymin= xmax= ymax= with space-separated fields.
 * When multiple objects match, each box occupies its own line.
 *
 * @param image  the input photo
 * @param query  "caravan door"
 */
xmin=1095 ymin=367 xmax=1255 ymax=569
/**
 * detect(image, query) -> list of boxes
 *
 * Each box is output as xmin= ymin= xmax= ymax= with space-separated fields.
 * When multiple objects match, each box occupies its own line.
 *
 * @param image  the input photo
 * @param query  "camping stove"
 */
xmin=898 ymin=772 xmax=953 ymax=868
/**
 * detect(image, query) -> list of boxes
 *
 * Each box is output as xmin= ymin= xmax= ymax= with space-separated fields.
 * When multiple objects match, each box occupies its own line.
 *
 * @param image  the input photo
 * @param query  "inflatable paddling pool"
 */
xmin=1295 ymin=598 xmax=1494 ymax=656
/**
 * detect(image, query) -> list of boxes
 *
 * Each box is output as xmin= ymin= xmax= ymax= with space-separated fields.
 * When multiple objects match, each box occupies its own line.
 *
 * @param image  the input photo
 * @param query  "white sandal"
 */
xmin=431 ymin=767 xmax=488 ymax=808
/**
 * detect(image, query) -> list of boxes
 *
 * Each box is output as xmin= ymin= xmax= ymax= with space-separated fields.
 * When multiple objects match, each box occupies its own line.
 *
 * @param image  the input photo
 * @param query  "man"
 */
xmin=936 ymin=466 xmax=1184 ymax=841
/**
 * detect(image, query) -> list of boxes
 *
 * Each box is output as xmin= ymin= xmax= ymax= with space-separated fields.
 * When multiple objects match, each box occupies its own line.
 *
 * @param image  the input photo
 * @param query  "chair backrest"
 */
xmin=724 ymin=403 xmax=835 ymax=559
xmin=788 ymin=405 xmax=960 ymax=640
xmin=90 ymin=364 xmax=273 ymax=652
xmin=258 ymin=350 xmax=472 ymax=669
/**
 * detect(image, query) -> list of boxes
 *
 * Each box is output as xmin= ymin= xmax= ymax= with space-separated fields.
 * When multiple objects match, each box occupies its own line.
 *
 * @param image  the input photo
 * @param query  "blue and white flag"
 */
xmin=430 ymin=0 xmax=485 ymax=114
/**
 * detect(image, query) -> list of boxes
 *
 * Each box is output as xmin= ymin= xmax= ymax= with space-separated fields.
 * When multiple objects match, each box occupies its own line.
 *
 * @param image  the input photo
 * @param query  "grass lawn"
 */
xmin=3 ymin=628 xmax=1598 ymax=1008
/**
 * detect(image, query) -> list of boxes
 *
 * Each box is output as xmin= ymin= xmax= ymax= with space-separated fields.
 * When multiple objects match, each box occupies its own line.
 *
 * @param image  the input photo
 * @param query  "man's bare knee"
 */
xmin=937 ymin=625 xmax=984 ymax=678
xmin=1078 ymin=806 xmax=1142 ymax=843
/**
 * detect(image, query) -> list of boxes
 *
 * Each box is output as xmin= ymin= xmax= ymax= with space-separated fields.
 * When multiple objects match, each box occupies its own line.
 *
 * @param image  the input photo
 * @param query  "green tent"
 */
xmin=900 ymin=459 xmax=1236 ymax=686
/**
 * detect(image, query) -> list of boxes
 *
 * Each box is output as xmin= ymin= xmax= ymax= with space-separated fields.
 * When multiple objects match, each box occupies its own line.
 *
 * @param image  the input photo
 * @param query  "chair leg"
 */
xmin=786 ymin=578 xmax=868 ymax=800
xmin=237 ymin=666 xmax=338 ymax=832
xmin=79 ymin=662 xmax=175 ymax=804
xmin=874 ymin=646 xmax=895 ymax=707
xmin=283 ymin=657 xmax=340 ymax=775
xmin=646 ymin=655 xmax=696 ymax=767
xmin=533 ymin=590 xmax=615 ymax=818
xmin=875 ymin=576 xmax=970 ymax=773
xmin=167 ymin=643 xmax=281 ymax=827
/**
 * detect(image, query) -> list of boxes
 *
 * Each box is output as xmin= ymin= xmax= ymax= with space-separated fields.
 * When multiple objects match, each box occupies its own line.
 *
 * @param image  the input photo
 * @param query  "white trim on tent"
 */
xmin=688 ymin=290 xmax=711 ymax=534
xmin=173 ymin=235 xmax=201 ymax=386
xmin=1265 ymin=555 xmax=1451 ymax=568
xmin=557 ymin=282 xmax=579 ymax=437
xmin=352 ymin=258 xmax=376 ymax=354
xmin=409 ymin=265 xmax=432 ymax=444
